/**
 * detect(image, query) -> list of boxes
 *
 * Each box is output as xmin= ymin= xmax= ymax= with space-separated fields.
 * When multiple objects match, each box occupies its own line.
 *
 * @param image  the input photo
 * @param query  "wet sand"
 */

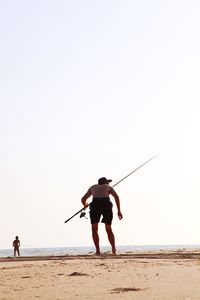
xmin=0 ymin=249 xmax=200 ymax=299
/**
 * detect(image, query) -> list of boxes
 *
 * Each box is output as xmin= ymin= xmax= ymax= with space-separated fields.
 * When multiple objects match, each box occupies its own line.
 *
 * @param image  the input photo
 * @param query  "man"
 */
xmin=12 ymin=236 xmax=20 ymax=256
xmin=81 ymin=177 xmax=123 ymax=255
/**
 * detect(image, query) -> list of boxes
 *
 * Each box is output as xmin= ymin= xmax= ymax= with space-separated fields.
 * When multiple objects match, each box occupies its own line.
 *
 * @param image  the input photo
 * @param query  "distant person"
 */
xmin=12 ymin=236 xmax=20 ymax=256
xmin=81 ymin=177 xmax=123 ymax=255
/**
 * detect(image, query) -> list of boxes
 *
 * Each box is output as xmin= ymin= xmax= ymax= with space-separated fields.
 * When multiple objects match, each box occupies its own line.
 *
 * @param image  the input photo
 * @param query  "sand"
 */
xmin=0 ymin=249 xmax=200 ymax=300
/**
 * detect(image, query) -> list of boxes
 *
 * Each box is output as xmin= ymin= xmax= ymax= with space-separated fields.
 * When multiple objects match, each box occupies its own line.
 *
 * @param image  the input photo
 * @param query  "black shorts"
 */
xmin=89 ymin=197 xmax=113 ymax=225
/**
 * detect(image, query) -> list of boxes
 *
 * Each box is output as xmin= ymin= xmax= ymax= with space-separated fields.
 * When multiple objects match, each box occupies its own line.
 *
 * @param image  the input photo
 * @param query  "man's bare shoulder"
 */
xmin=90 ymin=184 xmax=99 ymax=189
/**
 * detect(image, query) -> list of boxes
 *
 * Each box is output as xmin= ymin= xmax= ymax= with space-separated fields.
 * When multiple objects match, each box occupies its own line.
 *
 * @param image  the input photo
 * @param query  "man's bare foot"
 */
xmin=112 ymin=248 xmax=117 ymax=255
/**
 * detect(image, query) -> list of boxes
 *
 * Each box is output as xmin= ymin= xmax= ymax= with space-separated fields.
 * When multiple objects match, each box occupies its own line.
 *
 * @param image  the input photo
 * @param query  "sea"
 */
xmin=0 ymin=245 xmax=199 ymax=257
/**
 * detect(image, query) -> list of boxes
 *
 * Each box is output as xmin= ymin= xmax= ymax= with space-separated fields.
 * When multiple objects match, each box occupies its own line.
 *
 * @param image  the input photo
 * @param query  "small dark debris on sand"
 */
xmin=111 ymin=287 xmax=144 ymax=293
xmin=68 ymin=272 xmax=88 ymax=277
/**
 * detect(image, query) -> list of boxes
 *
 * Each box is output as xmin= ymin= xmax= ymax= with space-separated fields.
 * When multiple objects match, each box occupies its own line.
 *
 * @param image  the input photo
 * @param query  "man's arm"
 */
xmin=110 ymin=188 xmax=123 ymax=220
xmin=81 ymin=189 xmax=92 ymax=208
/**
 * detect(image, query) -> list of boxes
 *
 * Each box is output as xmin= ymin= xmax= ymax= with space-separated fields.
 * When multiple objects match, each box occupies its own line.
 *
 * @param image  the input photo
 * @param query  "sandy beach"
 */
xmin=1 ymin=249 xmax=200 ymax=300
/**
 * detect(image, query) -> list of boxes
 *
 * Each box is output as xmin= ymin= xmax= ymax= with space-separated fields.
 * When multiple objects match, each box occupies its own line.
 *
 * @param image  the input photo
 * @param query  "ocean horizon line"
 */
xmin=1 ymin=244 xmax=200 ymax=258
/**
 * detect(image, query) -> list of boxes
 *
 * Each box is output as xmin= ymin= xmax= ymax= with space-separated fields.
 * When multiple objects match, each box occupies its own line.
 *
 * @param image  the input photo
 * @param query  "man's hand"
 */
xmin=118 ymin=211 xmax=123 ymax=220
xmin=83 ymin=203 xmax=89 ymax=209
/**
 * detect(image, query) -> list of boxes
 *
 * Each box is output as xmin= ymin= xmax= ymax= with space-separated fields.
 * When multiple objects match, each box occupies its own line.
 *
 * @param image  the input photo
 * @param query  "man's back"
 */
xmin=89 ymin=184 xmax=113 ymax=198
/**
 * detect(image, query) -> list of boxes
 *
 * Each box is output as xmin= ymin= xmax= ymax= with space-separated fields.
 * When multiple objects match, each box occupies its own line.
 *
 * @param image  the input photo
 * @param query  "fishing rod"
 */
xmin=64 ymin=154 xmax=158 ymax=223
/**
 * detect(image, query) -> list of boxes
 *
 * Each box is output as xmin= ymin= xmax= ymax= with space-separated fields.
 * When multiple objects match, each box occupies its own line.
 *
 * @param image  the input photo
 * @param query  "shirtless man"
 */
xmin=12 ymin=236 xmax=20 ymax=256
xmin=81 ymin=177 xmax=123 ymax=254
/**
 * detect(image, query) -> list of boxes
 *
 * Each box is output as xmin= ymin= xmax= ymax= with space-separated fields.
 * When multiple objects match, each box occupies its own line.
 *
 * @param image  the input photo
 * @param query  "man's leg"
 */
xmin=105 ymin=224 xmax=116 ymax=254
xmin=91 ymin=223 xmax=100 ymax=254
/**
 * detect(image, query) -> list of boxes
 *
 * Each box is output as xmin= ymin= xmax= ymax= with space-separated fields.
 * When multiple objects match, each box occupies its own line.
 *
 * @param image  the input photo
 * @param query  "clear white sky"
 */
xmin=1 ymin=0 xmax=200 ymax=249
